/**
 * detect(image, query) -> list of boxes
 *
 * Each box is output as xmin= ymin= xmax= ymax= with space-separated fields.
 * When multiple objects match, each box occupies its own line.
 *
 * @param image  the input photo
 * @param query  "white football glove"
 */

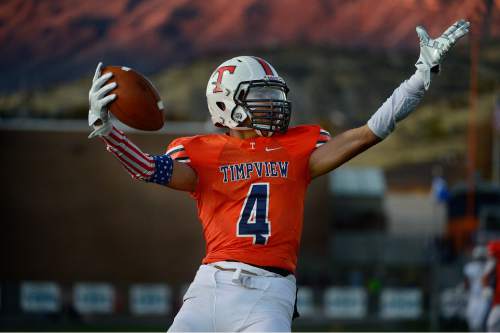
xmin=415 ymin=19 xmax=470 ymax=90
xmin=88 ymin=62 xmax=117 ymax=138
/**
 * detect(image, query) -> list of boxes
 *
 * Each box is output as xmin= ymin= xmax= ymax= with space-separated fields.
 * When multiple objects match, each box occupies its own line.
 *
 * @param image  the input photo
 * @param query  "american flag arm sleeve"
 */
xmin=99 ymin=126 xmax=173 ymax=185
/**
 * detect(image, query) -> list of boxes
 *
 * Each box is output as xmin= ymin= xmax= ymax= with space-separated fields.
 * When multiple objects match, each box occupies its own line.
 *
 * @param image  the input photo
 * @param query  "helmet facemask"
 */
xmin=234 ymin=80 xmax=291 ymax=135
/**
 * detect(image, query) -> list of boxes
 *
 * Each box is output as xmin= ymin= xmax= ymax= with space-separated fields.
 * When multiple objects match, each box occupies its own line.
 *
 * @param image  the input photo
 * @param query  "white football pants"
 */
xmin=466 ymin=295 xmax=490 ymax=331
xmin=168 ymin=261 xmax=296 ymax=332
xmin=487 ymin=305 xmax=500 ymax=332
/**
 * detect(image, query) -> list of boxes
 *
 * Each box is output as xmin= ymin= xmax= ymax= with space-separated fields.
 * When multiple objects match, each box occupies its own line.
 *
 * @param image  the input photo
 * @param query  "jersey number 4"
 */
xmin=237 ymin=183 xmax=271 ymax=245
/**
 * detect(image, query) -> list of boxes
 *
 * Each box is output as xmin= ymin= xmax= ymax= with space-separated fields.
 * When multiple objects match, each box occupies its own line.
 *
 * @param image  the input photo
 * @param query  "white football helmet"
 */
xmin=206 ymin=56 xmax=291 ymax=135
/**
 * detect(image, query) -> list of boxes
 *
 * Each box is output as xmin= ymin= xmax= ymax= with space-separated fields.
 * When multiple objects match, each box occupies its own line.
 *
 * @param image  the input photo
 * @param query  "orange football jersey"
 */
xmin=166 ymin=125 xmax=330 ymax=273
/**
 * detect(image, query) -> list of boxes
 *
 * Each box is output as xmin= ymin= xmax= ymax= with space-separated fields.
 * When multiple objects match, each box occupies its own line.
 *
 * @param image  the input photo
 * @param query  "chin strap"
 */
xmin=231 ymin=125 xmax=253 ymax=131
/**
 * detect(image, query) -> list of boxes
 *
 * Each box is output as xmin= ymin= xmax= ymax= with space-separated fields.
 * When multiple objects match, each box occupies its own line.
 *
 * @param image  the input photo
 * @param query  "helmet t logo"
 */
xmin=212 ymin=66 xmax=236 ymax=93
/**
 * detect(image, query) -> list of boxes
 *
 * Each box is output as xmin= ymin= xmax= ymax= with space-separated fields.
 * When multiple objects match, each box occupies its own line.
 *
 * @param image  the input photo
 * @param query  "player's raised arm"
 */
xmin=309 ymin=19 xmax=470 ymax=179
xmin=87 ymin=62 xmax=198 ymax=192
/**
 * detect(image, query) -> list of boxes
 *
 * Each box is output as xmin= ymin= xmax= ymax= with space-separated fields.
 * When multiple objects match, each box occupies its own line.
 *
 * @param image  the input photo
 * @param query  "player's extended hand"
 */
xmin=88 ymin=62 xmax=117 ymax=138
xmin=415 ymin=19 xmax=470 ymax=90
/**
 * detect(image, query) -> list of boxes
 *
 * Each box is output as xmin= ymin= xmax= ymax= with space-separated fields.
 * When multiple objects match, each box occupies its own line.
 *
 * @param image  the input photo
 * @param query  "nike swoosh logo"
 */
xmin=265 ymin=147 xmax=282 ymax=152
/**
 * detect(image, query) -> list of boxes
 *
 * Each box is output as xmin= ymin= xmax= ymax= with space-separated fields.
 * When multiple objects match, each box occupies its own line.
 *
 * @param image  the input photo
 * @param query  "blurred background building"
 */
xmin=1 ymin=0 xmax=500 ymax=331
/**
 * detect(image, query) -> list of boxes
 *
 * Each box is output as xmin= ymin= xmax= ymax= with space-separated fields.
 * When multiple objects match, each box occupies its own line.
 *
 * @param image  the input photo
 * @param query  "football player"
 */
xmin=464 ymin=246 xmax=491 ymax=331
xmin=484 ymin=240 xmax=500 ymax=332
xmin=88 ymin=20 xmax=469 ymax=331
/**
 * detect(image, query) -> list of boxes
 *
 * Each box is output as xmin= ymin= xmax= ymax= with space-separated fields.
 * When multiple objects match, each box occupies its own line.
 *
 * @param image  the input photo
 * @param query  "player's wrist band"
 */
xmin=148 ymin=155 xmax=174 ymax=185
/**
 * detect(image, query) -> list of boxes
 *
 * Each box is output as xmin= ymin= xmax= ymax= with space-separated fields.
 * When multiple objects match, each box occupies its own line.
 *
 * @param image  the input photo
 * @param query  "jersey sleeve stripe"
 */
xmin=317 ymin=134 xmax=330 ymax=141
xmin=171 ymin=150 xmax=189 ymax=159
xmin=315 ymin=128 xmax=331 ymax=148
xmin=320 ymin=129 xmax=331 ymax=137
xmin=166 ymin=145 xmax=185 ymax=156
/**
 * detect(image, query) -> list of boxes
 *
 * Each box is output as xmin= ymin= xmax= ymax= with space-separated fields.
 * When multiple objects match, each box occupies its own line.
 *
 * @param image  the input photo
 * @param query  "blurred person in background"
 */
xmin=464 ymin=245 xmax=491 ymax=331
xmin=87 ymin=20 xmax=469 ymax=332
xmin=484 ymin=240 xmax=500 ymax=332
xmin=431 ymin=165 xmax=449 ymax=203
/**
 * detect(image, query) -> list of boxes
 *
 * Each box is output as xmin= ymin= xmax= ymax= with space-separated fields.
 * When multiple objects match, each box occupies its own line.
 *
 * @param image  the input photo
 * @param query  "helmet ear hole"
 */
xmin=216 ymin=102 xmax=226 ymax=111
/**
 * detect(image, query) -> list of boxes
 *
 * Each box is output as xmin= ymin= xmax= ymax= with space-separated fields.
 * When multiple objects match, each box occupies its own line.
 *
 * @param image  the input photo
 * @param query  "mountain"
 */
xmin=0 ymin=0 xmax=498 ymax=91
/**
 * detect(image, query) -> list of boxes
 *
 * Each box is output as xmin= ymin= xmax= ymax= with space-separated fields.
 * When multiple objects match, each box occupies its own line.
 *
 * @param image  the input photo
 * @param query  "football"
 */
xmin=101 ymin=66 xmax=165 ymax=131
